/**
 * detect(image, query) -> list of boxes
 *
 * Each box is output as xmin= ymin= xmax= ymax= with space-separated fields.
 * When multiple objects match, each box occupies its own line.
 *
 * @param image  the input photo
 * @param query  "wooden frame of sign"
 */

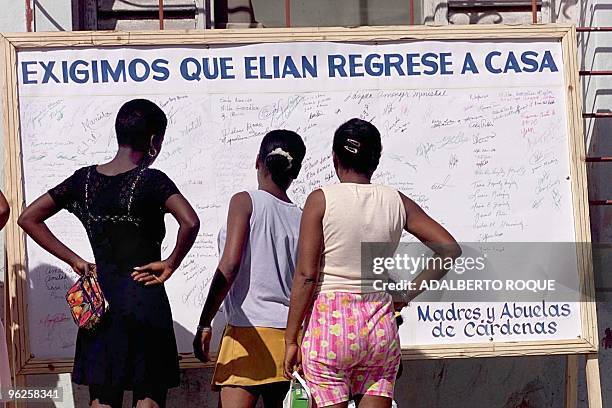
xmin=0 ymin=25 xmax=601 ymax=407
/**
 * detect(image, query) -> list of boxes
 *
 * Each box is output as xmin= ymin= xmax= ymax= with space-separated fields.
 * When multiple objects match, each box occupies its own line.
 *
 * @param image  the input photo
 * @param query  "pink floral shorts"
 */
xmin=301 ymin=291 xmax=401 ymax=407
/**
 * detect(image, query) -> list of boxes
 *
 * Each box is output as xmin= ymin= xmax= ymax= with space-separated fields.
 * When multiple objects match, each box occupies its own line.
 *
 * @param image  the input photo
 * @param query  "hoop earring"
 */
xmin=148 ymin=134 xmax=157 ymax=158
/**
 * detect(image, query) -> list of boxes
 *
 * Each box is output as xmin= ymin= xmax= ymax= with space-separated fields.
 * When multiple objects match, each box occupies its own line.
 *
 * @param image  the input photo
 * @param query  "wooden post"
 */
xmin=3 ymin=275 xmax=15 ymax=408
xmin=564 ymin=355 xmax=579 ymax=408
xmin=585 ymin=354 xmax=603 ymax=408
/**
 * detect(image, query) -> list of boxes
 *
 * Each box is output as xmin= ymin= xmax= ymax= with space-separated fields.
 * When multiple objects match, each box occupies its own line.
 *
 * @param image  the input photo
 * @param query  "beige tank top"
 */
xmin=319 ymin=183 xmax=406 ymax=293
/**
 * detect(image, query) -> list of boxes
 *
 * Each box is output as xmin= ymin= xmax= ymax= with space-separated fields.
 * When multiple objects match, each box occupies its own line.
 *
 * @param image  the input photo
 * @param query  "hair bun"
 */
xmin=265 ymin=149 xmax=293 ymax=180
xmin=258 ymin=130 xmax=306 ymax=189
xmin=266 ymin=148 xmax=293 ymax=170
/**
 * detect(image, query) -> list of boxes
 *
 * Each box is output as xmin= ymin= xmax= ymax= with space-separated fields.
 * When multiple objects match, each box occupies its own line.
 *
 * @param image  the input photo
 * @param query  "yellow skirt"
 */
xmin=212 ymin=325 xmax=288 ymax=389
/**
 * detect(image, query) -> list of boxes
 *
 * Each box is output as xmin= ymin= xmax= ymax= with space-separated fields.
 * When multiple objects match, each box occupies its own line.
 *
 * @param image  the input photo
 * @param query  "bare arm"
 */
xmin=283 ymin=189 xmax=324 ymax=377
xmin=285 ymin=189 xmax=324 ymax=346
xmin=18 ymin=193 xmax=89 ymax=275
xmin=0 ymin=191 xmax=10 ymax=230
xmin=400 ymin=192 xmax=461 ymax=302
xmin=193 ymin=192 xmax=251 ymax=362
xmin=197 ymin=192 xmax=251 ymax=327
xmin=133 ymin=193 xmax=200 ymax=285
xmin=164 ymin=194 xmax=200 ymax=269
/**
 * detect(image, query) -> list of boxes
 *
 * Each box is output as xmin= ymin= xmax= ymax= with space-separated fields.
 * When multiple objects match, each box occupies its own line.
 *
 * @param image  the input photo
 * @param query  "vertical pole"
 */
xmin=285 ymin=0 xmax=291 ymax=27
xmin=205 ymin=0 xmax=212 ymax=29
xmin=4 ymin=276 xmax=14 ymax=408
xmin=25 ymin=0 xmax=33 ymax=32
xmin=564 ymin=355 xmax=579 ymax=408
xmin=159 ymin=0 xmax=165 ymax=30
xmin=585 ymin=354 xmax=603 ymax=408
xmin=410 ymin=0 xmax=415 ymax=25
xmin=531 ymin=0 xmax=537 ymax=23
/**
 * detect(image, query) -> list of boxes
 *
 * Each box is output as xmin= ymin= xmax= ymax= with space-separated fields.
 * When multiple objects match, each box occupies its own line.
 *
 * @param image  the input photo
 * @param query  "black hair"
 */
xmin=258 ymin=130 xmax=306 ymax=189
xmin=115 ymin=99 xmax=167 ymax=152
xmin=333 ymin=118 xmax=382 ymax=175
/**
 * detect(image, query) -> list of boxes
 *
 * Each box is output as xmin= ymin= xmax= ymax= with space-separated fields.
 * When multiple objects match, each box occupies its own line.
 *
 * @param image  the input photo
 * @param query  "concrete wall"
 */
xmin=579 ymin=0 xmax=612 ymax=402
xmin=32 ymin=0 xmax=73 ymax=31
xmin=251 ymin=0 xmax=420 ymax=27
xmin=1 ymin=1 xmax=610 ymax=407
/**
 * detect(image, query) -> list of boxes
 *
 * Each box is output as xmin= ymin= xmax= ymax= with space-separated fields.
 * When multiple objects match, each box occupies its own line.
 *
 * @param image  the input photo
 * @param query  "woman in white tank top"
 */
xmin=194 ymin=130 xmax=306 ymax=408
xmin=284 ymin=119 xmax=460 ymax=408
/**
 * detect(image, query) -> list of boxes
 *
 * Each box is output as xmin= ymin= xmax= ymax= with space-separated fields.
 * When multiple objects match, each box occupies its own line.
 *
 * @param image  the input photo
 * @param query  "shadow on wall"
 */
xmin=8 ymin=261 xmax=224 ymax=407
xmin=449 ymin=11 xmax=503 ymax=24
xmin=170 ymin=316 xmax=226 ymax=407
xmin=3 ymin=264 xmax=69 ymax=408
xmin=172 ymin=308 xmax=227 ymax=355
xmin=216 ymin=0 xmax=258 ymax=28
xmin=32 ymin=0 xmax=68 ymax=31
xmin=553 ymin=0 xmax=579 ymax=22
xmin=586 ymin=102 xmax=612 ymax=244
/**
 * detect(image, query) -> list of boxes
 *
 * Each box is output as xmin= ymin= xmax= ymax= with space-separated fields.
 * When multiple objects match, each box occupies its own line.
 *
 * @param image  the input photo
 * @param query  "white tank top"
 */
xmin=319 ymin=183 xmax=406 ymax=293
xmin=218 ymin=190 xmax=302 ymax=328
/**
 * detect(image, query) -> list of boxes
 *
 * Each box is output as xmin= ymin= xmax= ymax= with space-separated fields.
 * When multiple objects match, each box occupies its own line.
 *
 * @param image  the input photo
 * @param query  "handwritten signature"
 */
xmin=259 ymin=95 xmax=304 ymax=127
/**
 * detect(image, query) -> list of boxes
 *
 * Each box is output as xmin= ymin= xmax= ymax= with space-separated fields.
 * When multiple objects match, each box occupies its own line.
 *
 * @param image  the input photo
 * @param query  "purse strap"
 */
xmin=84 ymin=263 xmax=96 ymax=277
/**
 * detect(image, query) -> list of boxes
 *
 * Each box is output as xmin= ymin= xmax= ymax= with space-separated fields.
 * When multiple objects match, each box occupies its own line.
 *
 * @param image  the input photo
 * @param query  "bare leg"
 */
xmin=133 ymin=387 xmax=167 ymax=408
xmin=356 ymin=395 xmax=393 ymax=408
xmin=219 ymin=386 xmax=259 ymax=408
xmin=135 ymin=398 xmax=161 ymax=408
xmin=91 ymin=401 xmax=114 ymax=408
xmin=321 ymin=403 xmax=350 ymax=408
xmin=261 ymin=382 xmax=290 ymax=408
xmin=89 ymin=386 xmax=123 ymax=408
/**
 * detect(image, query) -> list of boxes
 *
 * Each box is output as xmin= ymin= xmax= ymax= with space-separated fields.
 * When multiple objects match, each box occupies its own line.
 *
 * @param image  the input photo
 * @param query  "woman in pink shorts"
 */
xmin=284 ymin=119 xmax=460 ymax=408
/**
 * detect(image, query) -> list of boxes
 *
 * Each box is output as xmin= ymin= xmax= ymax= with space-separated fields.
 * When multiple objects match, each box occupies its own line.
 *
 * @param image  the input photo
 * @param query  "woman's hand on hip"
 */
xmin=283 ymin=342 xmax=302 ymax=379
xmin=132 ymin=260 xmax=175 ymax=286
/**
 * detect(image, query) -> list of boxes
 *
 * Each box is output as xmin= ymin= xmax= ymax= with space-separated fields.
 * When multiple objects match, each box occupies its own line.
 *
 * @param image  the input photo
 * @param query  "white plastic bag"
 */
xmin=283 ymin=371 xmax=312 ymax=408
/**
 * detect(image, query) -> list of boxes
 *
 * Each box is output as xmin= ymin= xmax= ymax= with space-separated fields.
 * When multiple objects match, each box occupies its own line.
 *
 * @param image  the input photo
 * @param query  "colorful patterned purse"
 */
xmin=66 ymin=265 xmax=109 ymax=329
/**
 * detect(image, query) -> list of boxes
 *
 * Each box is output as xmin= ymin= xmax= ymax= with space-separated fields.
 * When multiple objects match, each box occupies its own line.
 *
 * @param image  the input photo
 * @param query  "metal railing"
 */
xmin=576 ymin=26 xmax=612 ymax=204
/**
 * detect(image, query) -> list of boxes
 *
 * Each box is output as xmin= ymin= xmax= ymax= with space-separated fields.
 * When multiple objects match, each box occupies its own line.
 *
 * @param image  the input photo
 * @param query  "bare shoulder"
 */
xmin=303 ymin=189 xmax=325 ymax=215
xmin=228 ymin=191 xmax=253 ymax=216
xmin=397 ymin=190 xmax=426 ymax=218
xmin=307 ymin=188 xmax=325 ymax=202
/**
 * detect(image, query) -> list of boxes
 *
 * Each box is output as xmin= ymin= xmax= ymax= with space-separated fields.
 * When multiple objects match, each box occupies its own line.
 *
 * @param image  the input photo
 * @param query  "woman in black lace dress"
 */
xmin=18 ymin=99 xmax=200 ymax=408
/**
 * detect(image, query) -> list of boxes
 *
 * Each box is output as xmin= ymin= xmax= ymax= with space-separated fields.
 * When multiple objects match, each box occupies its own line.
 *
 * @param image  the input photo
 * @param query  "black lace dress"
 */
xmin=48 ymin=165 xmax=181 ymax=391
